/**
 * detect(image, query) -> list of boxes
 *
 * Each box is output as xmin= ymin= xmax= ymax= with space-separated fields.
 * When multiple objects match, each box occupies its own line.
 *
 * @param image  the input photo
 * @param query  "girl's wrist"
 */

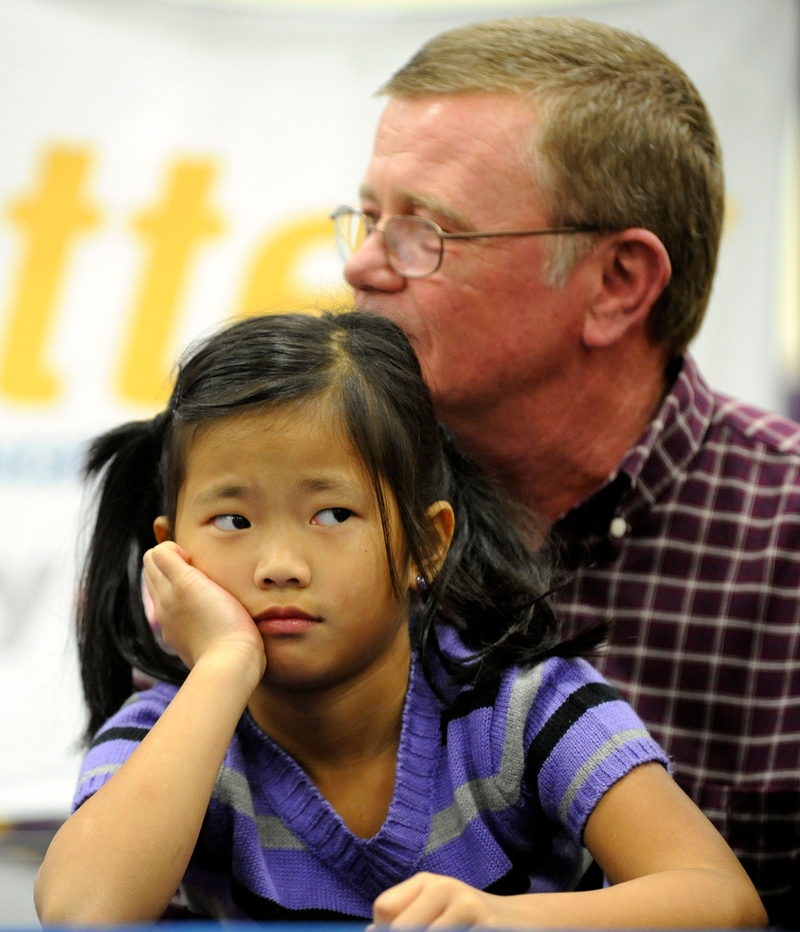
xmin=189 ymin=643 xmax=266 ymax=698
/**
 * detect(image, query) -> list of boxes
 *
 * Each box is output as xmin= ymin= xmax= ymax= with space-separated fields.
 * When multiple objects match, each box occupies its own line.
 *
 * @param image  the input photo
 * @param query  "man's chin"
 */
xmin=353 ymin=297 xmax=413 ymax=332
xmin=353 ymin=295 xmax=391 ymax=316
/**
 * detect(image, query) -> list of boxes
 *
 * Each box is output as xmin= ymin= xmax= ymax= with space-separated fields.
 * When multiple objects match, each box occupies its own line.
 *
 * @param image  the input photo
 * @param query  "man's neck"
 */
xmin=441 ymin=344 xmax=670 ymax=528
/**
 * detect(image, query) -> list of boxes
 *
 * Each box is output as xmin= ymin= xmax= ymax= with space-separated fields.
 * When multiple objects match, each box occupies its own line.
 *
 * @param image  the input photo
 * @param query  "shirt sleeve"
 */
xmin=72 ymin=681 xmax=179 ymax=813
xmin=524 ymin=656 xmax=669 ymax=841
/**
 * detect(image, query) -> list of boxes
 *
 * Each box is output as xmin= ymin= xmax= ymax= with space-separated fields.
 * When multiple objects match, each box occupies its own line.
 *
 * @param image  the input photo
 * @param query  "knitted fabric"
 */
xmin=74 ymin=655 xmax=667 ymax=920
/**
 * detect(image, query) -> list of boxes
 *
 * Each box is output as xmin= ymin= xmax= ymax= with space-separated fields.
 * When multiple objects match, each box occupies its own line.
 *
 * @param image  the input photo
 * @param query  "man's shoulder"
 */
xmin=645 ymin=373 xmax=800 ymax=535
xmin=708 ymin=391 xmax=800 ymax=460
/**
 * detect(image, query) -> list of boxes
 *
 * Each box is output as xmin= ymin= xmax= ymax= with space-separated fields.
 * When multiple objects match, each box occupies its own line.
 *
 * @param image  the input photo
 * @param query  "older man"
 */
xmin=333 ymin=16 xmax=800 ymax=925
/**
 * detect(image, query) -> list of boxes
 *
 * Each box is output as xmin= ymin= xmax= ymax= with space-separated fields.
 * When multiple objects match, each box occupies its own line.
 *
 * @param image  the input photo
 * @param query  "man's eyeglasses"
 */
xmin=331 ymin=205 xmax=600 ymax=279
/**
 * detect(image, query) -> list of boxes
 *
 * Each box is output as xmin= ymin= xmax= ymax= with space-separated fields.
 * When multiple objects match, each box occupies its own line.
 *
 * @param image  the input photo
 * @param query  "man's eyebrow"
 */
xmin=358 ymin=184 xmax=472 ymax=231
xmin=405 ymin=192 xmax=472 ymax=231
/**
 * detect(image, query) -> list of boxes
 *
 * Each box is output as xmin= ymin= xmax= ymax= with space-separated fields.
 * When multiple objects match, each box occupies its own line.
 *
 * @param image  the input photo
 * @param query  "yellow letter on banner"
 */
xmin=237 ymin=213 xmax=350 ymax=318
xmin=118 ymin=159 xmax=224 ymax=406
xmin=0 ymin=146 xmax=100 ymax=403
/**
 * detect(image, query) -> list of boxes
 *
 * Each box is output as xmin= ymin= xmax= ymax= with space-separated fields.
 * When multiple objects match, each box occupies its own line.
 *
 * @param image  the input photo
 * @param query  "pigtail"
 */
xmin=417 ymin=427 xmax=605 ymax=692
xmin=78 ymin=413 xmax=186 ymax=742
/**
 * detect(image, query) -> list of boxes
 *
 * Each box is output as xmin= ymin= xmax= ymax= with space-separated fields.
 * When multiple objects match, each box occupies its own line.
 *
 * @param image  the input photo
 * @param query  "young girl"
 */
xmin=36 ymin=312 xmax=764 ymax=927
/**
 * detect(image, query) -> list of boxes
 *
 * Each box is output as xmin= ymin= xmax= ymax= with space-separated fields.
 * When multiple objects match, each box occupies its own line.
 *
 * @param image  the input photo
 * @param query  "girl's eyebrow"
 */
xmin=192 ymin=477 xmax=364 ymax=502
xmin=300 ymin=476 xmax=364 ymax=497
xmin=193 ymin=484 xmax=250 ymax=505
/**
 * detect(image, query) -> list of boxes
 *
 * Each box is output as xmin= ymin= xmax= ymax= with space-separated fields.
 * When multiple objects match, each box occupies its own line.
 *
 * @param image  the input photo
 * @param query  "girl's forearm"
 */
xmin=500 ymin=868 xmax=767 ymax=929
xmin=35 ymin=646 xmax=262 ymax=924
xmin=373 ymin=763 xmax=767 ymax=930
xmin=373 ymin=865 xmax=766 ymax=930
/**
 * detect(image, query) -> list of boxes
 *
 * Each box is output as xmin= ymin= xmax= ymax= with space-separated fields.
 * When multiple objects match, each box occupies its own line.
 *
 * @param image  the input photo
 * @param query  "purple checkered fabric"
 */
xmin=553 ymin=355 xmax=800 ymax=924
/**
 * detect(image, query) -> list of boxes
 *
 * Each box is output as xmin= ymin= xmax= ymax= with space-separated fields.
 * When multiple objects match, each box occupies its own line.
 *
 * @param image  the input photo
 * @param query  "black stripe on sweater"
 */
xmin=90 ymin=726 xmax=150 ymax=749
xmin=526 ymin=682 xmax=621 ymax=779
xmin=231 ymin=878 xmax=368 ymax=922
xmin=439 ymin=676 xmax=502 ymax=744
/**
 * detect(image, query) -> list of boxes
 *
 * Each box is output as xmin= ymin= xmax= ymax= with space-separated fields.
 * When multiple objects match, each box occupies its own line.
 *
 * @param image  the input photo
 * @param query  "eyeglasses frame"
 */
xmin=331 ymin=205 xmax=602 ymax=278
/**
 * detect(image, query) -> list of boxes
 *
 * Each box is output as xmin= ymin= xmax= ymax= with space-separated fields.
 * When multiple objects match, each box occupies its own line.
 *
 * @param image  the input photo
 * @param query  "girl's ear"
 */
xmin=153 ymin=516 xmax=171 ymax=544
xmin=410 ymin=500 xmax=455 ymax=590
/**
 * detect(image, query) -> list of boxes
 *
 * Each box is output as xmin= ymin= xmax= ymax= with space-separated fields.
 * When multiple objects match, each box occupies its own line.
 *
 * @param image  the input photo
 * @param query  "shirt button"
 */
xmin=609 ymin=517 xmax=628 ymax=539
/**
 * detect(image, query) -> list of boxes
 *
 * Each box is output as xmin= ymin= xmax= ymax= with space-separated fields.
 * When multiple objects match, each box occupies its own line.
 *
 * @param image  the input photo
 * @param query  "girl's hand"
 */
xmin=373 ymin=873 xmax=505 ymax=929
xmin=38 ymin=546 xmax=268 ymax=925
xmin=143 ymin=541 xmax=266 ymax=680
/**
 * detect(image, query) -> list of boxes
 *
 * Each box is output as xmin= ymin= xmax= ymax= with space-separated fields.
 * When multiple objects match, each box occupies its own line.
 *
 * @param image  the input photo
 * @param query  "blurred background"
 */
xmin=0 ymin=0 xmax=798 ymax=923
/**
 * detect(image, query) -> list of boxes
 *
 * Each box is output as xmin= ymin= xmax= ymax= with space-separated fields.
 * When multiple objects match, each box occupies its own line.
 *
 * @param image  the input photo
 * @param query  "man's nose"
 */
xmin=254 ymin=544 xmax=311 ymax=589
xmin=343 ymin=229 xmax=406 ymax=294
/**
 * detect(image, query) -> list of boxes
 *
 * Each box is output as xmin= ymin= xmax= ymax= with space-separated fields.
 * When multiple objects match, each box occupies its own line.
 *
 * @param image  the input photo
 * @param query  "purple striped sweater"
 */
xmin=73 ymin=655 xmax=667 ymax=920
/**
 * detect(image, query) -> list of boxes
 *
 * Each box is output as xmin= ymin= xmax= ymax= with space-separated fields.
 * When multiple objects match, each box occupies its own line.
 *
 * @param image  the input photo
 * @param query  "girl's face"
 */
xmin=158 ymin=405 xmax=450 ymax=693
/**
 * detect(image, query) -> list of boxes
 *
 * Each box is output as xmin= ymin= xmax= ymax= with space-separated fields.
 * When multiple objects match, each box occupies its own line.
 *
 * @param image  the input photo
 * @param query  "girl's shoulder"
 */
xmin=521 ymin=654 xmax=627 ymax=736
xmin=89 ymin=680 xmax=180 ymax=743
xmin=440 ymin=655 xmax=666 ymax=809
xmin=481 ymin=653 xmax=658 ymax=756
xmin=511 ymin=656 xmax=668 ymax=836
xmin=441 ymin=654 xmax=613 ymax=745
xmin=438 ymin=653 xmax=668 ymax=841
xmin=72 ymin=682 xmax=180 ymax=813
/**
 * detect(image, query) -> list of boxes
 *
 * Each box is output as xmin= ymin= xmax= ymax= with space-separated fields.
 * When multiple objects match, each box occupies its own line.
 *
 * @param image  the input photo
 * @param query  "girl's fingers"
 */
xmin=142 ymin=553 xmax=167 ymax=600
xmin=374 ymin=874 xmax=497 ymax=930
xmin=374 ymin=874 xmax=456 ymax=928
xmin=141 ymin=542 xmax=265 ymax=677
xmin=146 ymin=542 xmax=191 ymax=579
xmin=373 ymin=875 xmax=427 ymax=925
xmin=142 ymin=547 xmax=183 ymax=605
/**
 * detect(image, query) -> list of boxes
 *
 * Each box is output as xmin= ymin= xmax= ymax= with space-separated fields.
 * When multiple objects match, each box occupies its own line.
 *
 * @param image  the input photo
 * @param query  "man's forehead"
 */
xmin=361 ymin=93 xmax=541 ymax=226
xmin=377 ymin=91 xmax=538 ymax=138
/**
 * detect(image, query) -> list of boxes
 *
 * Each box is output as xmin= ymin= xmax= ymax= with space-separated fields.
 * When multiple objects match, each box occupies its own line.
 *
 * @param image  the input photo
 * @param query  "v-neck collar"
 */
xmin=238 ymin=657 xmax=441 ymax=900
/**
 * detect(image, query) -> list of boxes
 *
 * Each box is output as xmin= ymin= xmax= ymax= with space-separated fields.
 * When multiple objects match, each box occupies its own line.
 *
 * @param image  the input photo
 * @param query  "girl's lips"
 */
xmin=253 ymin=607 xmax=322 ymax=635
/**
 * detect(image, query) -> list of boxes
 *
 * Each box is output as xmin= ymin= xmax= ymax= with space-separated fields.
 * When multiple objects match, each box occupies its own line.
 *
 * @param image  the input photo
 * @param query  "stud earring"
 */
xmin=415 ymin=574 xmax=429 ymax=593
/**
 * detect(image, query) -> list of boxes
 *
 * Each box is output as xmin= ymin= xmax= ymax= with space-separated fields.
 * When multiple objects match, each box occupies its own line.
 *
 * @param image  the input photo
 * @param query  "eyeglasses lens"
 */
xmin=385 ymin=216 xmax=443 ymax=277
xmin=334 ymin=209 xmax=368 ymax=260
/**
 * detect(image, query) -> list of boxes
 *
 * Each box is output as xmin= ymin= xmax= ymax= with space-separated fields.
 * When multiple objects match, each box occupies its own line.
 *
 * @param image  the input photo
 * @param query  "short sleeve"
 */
xmin=524 ymin=657 xmax=669 ymax=840
xmin=72 ymin=682 xmax=178 ymax=812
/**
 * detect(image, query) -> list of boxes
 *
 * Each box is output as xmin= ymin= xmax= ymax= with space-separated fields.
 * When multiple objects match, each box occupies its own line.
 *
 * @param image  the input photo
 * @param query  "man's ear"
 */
xmin=153 ymin=516 xmax=171 ymax=544
xmin=582 ymin=228 xmax=671 ymax=348
xmin=409 ymin=500 xmax=455 ymax=590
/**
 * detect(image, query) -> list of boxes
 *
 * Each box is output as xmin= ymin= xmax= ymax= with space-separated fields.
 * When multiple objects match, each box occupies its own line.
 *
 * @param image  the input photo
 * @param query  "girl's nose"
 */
xmin=343 ymin=229 xmax=406 ymax=294
xmin=254 ymin=547 xmax=311 ymax=589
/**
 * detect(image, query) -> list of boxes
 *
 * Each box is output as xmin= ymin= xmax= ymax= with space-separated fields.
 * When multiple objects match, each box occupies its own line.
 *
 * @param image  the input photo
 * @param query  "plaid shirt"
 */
xmin=552 ymin=355 xmax=800 ymax=924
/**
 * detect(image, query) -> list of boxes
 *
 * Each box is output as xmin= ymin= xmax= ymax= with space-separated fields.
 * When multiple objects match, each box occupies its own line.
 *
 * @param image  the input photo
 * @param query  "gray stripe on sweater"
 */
xmin=424 ymin=663 xmax=545 ymax=855
xmin=213 ymin=765 xmax=307 ymax=851
xmin=557 ymin=728 xmax=651 ymax=823
xmin=79 ymin=763 xmax=121 ymax=784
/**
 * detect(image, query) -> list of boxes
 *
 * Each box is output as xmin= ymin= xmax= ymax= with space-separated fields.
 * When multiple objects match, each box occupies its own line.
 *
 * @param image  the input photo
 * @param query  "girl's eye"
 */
xmin=312 ymin=508 xmax=353 ymax=526
xmin=212 ymin=514 xmax=251 ymax=531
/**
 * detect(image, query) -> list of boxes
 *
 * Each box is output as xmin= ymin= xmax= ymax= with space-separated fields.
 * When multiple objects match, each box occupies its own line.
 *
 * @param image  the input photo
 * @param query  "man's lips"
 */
xmin=252 ymin=607 xmax=322 ymax=634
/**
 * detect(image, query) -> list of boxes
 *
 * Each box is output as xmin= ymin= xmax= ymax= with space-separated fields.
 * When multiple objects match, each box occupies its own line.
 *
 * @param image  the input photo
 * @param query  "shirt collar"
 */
xmin=616 ymin=353 xmax=713 ymax=506
xmin=554 ymin=354 xmax=714 ymax=541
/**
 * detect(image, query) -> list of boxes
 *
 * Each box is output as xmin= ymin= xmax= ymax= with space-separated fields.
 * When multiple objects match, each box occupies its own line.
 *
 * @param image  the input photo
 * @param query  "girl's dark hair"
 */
xmin=79 ymin=311 xmax=600 ymax=741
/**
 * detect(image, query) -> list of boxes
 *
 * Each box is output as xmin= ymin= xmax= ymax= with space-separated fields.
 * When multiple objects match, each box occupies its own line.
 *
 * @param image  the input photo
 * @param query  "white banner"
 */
xmin=0 ymin=0 xmax=796 ymax=818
